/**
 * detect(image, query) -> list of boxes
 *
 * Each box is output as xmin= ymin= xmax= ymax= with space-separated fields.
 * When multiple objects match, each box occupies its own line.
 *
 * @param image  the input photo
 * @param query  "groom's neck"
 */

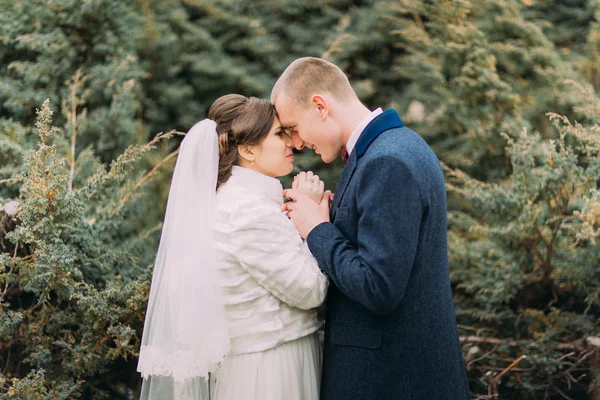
xmin=339 ymin=101 xmax=373 ymax=147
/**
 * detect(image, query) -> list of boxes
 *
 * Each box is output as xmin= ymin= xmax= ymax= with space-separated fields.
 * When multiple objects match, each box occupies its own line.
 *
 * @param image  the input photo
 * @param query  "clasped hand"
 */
xmin=282 ymin=171 xmax=332 ymax=239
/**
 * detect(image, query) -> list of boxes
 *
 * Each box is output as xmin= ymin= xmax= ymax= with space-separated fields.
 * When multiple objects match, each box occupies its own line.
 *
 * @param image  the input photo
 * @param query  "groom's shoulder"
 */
xmin=367 ymin=125 xmax=434 ymax=161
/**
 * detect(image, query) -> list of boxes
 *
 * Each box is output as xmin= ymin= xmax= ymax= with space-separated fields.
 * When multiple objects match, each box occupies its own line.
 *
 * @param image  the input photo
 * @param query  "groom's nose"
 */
xmin=291 ymin=132 xmax=305 ymax=150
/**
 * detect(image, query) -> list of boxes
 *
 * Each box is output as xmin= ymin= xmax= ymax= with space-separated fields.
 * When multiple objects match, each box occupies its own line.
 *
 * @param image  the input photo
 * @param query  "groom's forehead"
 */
xmin=275 ymin=95 xmax=297 ymax=114
xmin=274 ymin=105 xmax=296 ymax=126
xmin=275 ymin=96 xmax=308 ymax=127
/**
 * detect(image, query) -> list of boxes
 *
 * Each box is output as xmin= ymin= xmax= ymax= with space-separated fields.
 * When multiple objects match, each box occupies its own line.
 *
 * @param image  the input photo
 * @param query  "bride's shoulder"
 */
xmin=216 ymin=180 xmax=270 ymax=213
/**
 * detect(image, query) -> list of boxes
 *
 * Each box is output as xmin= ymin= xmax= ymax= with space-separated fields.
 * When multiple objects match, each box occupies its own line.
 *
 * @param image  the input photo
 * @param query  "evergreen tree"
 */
xmin=523 ymin=0 xmax=597 ymax=56
xmin=446 ymin=82 xmax=600 ymax=398
xmin=0 ymin=89 xmax=178 ymax=398
xmin=0 ymin=0 xmax=150 ymax=163
xmin=583 ymin=0 xmax=600 ymax=88
xmin=386 ymin=0 xmax=586 ymax=181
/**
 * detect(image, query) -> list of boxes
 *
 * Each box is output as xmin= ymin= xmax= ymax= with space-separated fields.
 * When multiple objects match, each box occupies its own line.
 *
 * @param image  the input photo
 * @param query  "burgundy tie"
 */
xmin=341 ymin=148 xmax=348 ymax=163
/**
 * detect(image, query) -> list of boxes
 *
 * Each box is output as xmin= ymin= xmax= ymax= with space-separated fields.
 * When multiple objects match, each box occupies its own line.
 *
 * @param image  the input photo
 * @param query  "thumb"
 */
xmin=320 ymin=190 xmax=332 ymax=208
xmin=284 ymin=188 xmax=303 ymax=202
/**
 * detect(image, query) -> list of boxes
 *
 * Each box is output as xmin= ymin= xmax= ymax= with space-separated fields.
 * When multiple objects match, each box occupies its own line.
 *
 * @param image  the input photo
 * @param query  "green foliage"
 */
xmin=386 ymin=0 xmax=589 ymax=181
xmin=0 ymin=0 xmax=148 ymax=163
xmin=446 ymin=82 xmax=600 ymax=398
xmin=523 ymin=0 xmax=597 ymax=54
xmin=0 ymin=90 xmax=175 ymax=397
xmin=0 ymin=369 xmax=80 ymax=400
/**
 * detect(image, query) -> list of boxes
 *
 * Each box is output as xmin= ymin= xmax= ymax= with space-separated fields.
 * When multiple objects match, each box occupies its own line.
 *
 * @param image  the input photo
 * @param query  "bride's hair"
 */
xmin=208 ymin=94 xmax=276 ymax=189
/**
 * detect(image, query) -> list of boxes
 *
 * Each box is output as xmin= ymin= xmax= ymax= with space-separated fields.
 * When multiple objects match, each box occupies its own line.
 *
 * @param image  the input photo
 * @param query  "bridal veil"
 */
xmin=137 ymin=119 xmax=230 ymax=400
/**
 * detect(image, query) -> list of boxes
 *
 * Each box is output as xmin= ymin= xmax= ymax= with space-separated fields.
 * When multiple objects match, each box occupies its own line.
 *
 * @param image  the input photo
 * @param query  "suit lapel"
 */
xmin=331 ymin=152 xmax=357 ymax=219
xmin=330 ymin=110 xmax=404 ymax=220
xmin=354 ymin=110 xmax=404 ymax=158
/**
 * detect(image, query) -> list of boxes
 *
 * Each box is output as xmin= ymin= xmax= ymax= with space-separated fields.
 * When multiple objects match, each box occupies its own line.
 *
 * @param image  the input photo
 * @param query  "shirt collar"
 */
xmin=229 ymin=166 xmax=283 ymax=204
xmin=345 ymin=107 xmax=383 ymax=155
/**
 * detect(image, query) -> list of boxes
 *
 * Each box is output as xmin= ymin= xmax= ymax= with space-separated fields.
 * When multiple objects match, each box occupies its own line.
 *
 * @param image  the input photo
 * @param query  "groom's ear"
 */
xmin=311 ymin=94 xmax=329 ymax=120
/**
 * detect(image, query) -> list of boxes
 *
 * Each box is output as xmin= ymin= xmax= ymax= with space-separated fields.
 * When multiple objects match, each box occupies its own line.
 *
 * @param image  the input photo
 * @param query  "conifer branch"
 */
xmin=83 ymin=130 xmax=183 ymax=201
xmin=110 ymin=148 xmax=179 ymax=218
xmin=322 ymin=34 xmax=355 ymax=60
xmin=64 ymin=70 xmax=88 ymax=193
xmin=460 ymin=336 xmax=588 ymax=352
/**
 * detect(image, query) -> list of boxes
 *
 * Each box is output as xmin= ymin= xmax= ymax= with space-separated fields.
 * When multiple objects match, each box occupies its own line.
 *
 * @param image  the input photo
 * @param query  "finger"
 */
xmin=298 ymin=173 xmax=307 ymax=189
xmin=313 ymin=178 xmax=321 ymax=194
xmin=311 ymin=174 xmax=320 ymax=189
xmin=319 ymin=180 xmax=325 ymax=194
xmin=298 ymin=171 xmax=307 ymax=185
xmin=282 ymin=201 xmax=295 ymax=211
xmin=306 ymin=171 xmax=314 ymax=181
xmin=292 ymin=176 xmax=298 ymax=190
xmin=320 ymin=190 xmax=332 ymax=208
xmin=284 ymin=189 xmax=308 ymax=202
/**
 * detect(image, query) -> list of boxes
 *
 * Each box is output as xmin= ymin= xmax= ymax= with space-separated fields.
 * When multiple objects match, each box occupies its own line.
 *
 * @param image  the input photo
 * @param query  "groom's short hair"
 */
xmin=271 ymin=57 xmax=356 ymax=108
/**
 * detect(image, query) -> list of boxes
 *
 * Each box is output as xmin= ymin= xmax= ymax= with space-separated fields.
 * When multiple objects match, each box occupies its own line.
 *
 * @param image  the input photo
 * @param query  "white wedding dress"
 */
xmin=214 ymin=334 xmax=321 ymax=400
xmin=212 ymin=166 xmax=328 ymax=400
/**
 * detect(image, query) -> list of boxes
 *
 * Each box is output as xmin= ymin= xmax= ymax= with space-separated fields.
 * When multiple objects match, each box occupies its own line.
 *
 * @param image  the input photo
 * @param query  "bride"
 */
xmin=137 ymin=94 xmax=330 ymax=400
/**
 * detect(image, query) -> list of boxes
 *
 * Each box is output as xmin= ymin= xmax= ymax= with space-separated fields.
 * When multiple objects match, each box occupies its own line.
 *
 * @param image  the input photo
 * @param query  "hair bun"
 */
xmin=208 ymin=94 xmax=275 ymax=189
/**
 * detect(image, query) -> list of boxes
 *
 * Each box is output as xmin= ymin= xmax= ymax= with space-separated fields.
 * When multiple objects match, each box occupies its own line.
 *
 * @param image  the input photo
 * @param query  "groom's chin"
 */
xmin=320 ymin=151 xmax=339 ymax=164
xmin=321 ymin=155 xmax=336 ymax=164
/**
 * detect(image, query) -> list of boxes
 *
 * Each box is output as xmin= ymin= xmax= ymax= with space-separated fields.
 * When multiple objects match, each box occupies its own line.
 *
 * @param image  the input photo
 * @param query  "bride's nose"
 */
xmin=283 ymin=134 xmax=293 ymax=147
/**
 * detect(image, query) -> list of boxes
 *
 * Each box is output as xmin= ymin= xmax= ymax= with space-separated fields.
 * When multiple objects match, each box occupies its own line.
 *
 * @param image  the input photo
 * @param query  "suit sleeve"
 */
xmin=306 ymin=156 xmax=423 ymax=315
xmin=230 ymin=202 xmax=328 ymax=310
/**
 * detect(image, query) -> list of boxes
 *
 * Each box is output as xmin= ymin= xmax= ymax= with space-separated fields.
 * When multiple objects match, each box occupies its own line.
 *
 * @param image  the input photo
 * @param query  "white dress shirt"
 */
xmin=214 ymin=166 xmax=328 ymax=355
xmin=345 ymin=107 xmax=383 ymax=155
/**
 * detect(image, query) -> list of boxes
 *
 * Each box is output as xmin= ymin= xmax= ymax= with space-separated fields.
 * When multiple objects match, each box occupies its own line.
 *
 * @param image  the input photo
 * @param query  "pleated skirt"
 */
xmin=213 ymin=333 xmax=321 ymax=400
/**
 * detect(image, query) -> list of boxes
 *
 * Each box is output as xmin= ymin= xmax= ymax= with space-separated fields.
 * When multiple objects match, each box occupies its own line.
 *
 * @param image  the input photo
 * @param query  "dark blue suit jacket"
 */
xmin=307 ymin=110 xmax=470 ymax=399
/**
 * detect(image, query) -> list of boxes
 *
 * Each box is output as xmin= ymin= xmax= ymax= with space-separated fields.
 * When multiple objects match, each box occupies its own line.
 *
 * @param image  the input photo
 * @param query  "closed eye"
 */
xmin=282 ymin=127 xmax=294 ymax=137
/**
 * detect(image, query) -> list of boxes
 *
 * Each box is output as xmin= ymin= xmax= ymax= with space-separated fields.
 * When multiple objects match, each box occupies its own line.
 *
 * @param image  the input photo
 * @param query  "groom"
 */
xmin=275 ymin=57 xmax=470 ymax=399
